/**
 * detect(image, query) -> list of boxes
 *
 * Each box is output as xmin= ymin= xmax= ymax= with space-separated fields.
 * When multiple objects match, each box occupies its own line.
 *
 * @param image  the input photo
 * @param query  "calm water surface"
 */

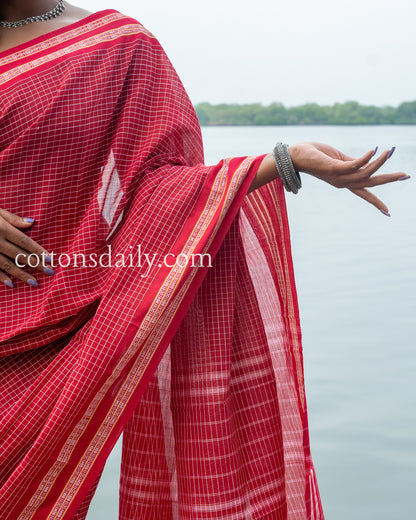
xmin=88 ymin=126 xmax=416 ymax=519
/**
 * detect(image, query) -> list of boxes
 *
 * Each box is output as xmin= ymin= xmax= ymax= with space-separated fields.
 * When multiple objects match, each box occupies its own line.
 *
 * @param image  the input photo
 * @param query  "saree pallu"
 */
xmin=0 ymin=10 xmax=324 ymax=520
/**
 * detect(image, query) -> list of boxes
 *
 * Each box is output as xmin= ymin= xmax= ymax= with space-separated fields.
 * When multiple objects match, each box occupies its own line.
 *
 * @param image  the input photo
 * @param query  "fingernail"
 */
xmin=372 ymin=146 xmax=378 ymax=157
xmin=44 ymin=255 xmax=52 ymax=264
xmin=380 ymin=209 xmax=391 ymax=217
xmin=4 ymin=280 xmax=14 ymax=288
xmin=24 ymin=217 xmax=35 ymax=223
xmin=398 ymin=175 xmax=411 ymax=181
xmin=387 ymin=146 xmax=396 ymax=159
xmin=27 ymin=279 xmax=39 ymax=287
xmin=44 ymin=267 xmax=55 ymax=276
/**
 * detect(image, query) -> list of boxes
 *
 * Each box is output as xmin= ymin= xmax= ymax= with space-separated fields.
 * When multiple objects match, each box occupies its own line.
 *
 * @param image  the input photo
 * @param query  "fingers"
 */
xmin=0 ymin=254 xmax=40 ymax=288
xmin=346 ymin=146 xmax=409 ymax=216
xmin=0 ymin=240 xmax=54 ymax=275
xmin=357 ymin=147 xmax=394 ymax=177
xmin=335 ymin=146 xmax=408 ymax=189
xmin=327 ymin=148 xmax=376 ymax=180
xmin=0 ymin=211 xmax=53 ymax=288
xmin=349 ymin=187 xmax=390 ymax=215
xmin=0 ymin=217 xmax=51 ymax=264
xmin=0 ymin=242 xmax=54 ymax=288
xmin=0 ymin=209 xmax=35 ymax=229
xmin=347 ymin=148 xmax=376 ymax=171
xmin=3 ymin=225 xmax=51 ymax=264
xmin=361 ymin=172 xmax=410 ymax=188
xmin=339 ymin=147 xmax=389 ymax=175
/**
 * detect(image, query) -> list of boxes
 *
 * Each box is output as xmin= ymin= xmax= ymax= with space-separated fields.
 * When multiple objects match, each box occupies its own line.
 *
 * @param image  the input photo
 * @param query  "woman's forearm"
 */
xmin=248 ymin=153 xmax=278 ymax=193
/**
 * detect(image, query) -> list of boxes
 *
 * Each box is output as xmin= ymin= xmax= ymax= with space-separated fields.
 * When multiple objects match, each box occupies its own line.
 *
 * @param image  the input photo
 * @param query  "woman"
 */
xmin=0 ymin=2 xmax=409 ymax=519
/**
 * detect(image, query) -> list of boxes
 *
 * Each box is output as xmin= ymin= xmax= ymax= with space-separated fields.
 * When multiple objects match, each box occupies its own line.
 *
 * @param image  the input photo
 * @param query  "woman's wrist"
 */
xmin=288 ymin=144 xmax=302 ymax=173
xmin=272 ymin=143 xmax=302 ymax=193
xmin=249 ymin=143 xmax=303 ymax=193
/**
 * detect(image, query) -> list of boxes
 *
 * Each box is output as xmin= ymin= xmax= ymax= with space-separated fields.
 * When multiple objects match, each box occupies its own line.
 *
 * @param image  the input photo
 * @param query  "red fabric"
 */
xmin=0 ymin=10 xmax=324 ymax=520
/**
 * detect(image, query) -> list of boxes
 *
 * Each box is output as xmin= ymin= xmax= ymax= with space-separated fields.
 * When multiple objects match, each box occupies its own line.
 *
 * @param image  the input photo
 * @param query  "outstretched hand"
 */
xmin=288 ymin=142 xmax=410 ymax=215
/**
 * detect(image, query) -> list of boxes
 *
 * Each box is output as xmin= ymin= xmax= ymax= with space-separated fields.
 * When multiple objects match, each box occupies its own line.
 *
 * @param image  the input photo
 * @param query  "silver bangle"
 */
xmin=272 ymin=142 xmax=302 ymax=194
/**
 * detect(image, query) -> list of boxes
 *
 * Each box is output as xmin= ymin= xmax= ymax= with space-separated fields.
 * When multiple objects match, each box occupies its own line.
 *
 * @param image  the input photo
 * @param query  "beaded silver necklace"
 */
xmin=0 ymin=1 xmax=65 ymax=28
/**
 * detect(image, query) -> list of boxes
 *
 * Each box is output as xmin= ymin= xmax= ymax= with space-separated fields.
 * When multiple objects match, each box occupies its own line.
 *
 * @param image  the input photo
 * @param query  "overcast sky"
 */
xmin=72 ymin=0 xmax=415 ymax=107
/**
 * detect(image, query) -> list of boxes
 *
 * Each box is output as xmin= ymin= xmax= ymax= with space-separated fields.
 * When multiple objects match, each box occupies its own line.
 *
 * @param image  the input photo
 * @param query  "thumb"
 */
xmin=0 ymin=209 xmax=35 ymax=228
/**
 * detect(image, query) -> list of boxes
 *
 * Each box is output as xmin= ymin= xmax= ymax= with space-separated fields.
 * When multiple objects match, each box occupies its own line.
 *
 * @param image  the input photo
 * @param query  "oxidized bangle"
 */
xmin=272 ymin=142 xmax=302 ymax=194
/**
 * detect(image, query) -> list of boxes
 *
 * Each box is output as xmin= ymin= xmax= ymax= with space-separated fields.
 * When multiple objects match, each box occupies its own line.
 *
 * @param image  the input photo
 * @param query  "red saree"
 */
xmin=0 ymin=10 xmax=324 ymax=520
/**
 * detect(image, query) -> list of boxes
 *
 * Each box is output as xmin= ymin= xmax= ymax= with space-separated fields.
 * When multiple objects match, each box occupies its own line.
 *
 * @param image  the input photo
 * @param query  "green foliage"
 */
xmin=396 ymin=101 xmax=416 ymax=124
xmin=194 ymin=101 xmax=416 ymax=126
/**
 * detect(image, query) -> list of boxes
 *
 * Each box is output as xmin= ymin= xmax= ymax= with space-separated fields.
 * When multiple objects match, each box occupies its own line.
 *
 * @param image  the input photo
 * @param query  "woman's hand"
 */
xmin=0 ymin=209 xmax=53 ymax=288
xmin=288 ymin=142 xmax=410 ymax=215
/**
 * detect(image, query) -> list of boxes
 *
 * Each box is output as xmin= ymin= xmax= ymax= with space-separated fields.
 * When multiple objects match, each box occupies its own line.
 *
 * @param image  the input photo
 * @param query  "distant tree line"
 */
xmin=194 ymin=101 xmax=416 ymax=126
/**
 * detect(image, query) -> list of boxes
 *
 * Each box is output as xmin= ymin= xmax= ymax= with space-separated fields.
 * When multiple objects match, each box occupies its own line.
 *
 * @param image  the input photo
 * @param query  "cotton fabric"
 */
xmin=0 ymin=11 xmax=323 ymax=519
